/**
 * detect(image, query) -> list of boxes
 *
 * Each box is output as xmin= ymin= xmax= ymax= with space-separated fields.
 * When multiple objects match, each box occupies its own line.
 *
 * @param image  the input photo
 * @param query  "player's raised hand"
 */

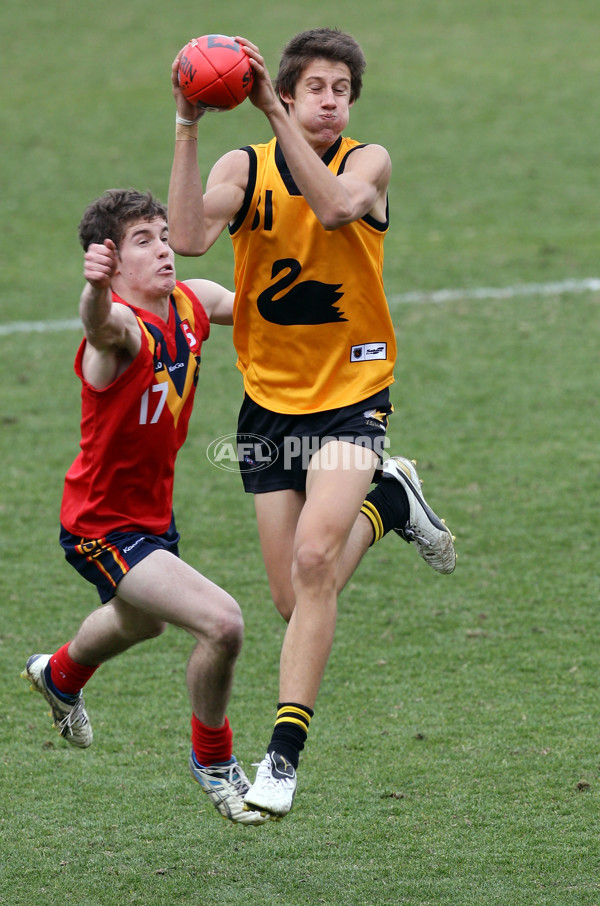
xmin=234 ymin=37 xmax=279 ymax=115
xmin=83 ymin=239 xmax=118 ymax=289
xmin=171 ymin=46 xmax=206 ymax=123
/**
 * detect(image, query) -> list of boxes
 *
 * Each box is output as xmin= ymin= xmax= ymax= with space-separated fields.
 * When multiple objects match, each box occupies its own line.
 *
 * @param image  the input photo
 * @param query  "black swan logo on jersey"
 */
xmin=257 ymin=258 xmax=347 ymax=325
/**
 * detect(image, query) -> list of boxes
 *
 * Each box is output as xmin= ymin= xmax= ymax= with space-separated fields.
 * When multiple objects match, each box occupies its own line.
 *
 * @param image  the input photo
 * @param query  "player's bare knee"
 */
xmin=212 ymin=605 xmax=244 ymax=657
xmin=189 ymin=593 xmax=243 ymax=656
xmin=294 ymin=541 xmax=337 ymax=588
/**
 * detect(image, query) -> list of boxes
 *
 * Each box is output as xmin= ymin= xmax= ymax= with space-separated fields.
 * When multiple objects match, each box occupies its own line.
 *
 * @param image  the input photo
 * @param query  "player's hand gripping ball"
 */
xmin=177 ymin=35 xmax=253 ymax=110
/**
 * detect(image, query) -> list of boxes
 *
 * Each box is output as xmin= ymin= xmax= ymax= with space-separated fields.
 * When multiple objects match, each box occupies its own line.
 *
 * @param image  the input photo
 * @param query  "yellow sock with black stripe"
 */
xmin=267 ymin=702 xmax=314 ymax=770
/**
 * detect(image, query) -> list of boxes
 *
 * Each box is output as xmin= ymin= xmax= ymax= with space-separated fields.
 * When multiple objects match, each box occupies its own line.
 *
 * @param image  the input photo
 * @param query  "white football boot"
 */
xmin=189 ymin=753 xmax=269 ymax=825
xmin=21 ymin=653 xmax=93 ymax=747
xmin=382 ymin=456 xmax=456 ymax=574
xmin=243 ymin=751 xmax=297 ymax=820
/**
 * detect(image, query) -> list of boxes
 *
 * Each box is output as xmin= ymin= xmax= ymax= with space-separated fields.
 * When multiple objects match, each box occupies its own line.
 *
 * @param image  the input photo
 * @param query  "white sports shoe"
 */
xmin=21 ymin=653 xmax=93 ymax=748
xmin=189 ymin=753 xmax=269 ymax=826
xmin=243 ymin=752 xmax=297 ymax=819
xmin=382 ymin=456 xmax=456 ymax=574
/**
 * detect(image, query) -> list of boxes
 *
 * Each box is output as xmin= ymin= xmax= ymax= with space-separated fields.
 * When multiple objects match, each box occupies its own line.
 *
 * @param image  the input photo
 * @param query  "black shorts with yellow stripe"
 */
xmin=237 ymin=387 xmax=393 ymax=494
xmin=59 ymin=516 xmax=180 ymax=604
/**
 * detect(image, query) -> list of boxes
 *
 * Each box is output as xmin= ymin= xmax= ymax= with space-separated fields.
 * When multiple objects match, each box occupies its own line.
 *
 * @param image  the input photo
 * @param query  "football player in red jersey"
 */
xmin=21 ymin=188 xmax=267 ymax=826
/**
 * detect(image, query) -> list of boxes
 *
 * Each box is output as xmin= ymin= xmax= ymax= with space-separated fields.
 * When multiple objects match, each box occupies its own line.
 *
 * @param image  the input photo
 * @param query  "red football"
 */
xmin=177 ymin=35 xmax=253 ymax=110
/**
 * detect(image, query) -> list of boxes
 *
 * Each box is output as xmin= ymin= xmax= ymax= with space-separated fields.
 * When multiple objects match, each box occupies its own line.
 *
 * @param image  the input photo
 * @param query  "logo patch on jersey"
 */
xmin=257 ymin=258 xmax=347 ymax=325
xmin=180 ymin=319 xmax=200 ymax=354
xmin=350 ymin=342 xmax=387 ymax=362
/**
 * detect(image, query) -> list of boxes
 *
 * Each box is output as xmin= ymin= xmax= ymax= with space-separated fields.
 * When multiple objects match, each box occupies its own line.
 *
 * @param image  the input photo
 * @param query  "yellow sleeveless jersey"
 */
xmin=230 ymin=136 xmax=396 ymax=414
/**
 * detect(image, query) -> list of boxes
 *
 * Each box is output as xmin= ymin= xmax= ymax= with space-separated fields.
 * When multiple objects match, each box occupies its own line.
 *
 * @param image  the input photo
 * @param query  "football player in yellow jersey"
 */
xmin=169 ymin=28 xmax=456 ymax=819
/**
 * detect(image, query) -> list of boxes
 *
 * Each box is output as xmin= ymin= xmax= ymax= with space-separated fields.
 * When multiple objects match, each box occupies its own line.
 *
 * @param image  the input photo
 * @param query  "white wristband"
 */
xmin=175 ymin=114 xmax=198 ymax=126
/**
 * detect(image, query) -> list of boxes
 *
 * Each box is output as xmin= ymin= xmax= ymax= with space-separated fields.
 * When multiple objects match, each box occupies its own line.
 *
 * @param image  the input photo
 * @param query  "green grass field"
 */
xmin=2 ymin=1 xmax=599 ymax=904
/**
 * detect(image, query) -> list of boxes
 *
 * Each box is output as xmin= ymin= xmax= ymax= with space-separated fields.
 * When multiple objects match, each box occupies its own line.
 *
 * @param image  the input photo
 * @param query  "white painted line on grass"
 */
xmin=1 ymin=278 xmax=598 ymax=336
xmin=0 ymin=318 xmax=82 ymax=337
xmin=388 ymin=277 xmax=600 ymax=306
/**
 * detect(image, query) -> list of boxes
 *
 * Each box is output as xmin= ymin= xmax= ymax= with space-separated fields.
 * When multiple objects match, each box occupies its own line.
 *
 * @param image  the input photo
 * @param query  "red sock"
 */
xmin=49 ymin=643 xmax=99 ymax=696
xmin=191 ymin=714 xmax=233 ymax=766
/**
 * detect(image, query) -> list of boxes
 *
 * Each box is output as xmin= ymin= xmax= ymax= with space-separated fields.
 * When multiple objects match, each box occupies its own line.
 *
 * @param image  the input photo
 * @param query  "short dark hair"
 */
xmin=275 ymin=28 xmax=366 ymax=109
xmin=78 ymin=189 xmax=168 ymax=251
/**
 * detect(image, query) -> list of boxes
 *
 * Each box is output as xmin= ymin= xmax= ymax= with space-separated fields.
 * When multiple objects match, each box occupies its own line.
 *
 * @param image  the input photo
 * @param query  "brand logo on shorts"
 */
xmin=363 ymin=409 xmax=388 ymax=430
xmin=350 ymin=342 xmax=387 ymax=362
xmin=123 ymin=537 xmax=145 ymax=554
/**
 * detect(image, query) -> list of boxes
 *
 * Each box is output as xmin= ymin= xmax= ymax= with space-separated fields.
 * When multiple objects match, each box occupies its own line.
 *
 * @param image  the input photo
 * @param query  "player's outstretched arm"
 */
xmin=169 ymin=48 xmax=208 ymax=256
xmin=169 ymin=48 xmax=247 ymax=257
xmin=79 ymin=240 xmax=141 ymax=390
